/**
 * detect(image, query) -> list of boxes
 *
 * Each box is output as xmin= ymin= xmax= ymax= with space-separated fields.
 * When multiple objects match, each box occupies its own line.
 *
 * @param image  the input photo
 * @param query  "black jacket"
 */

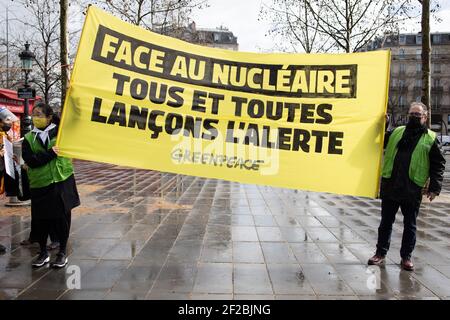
xmin=22 ymin=126 xmax=80 ymax=219
xmin=22 ymin=127 xmax=58 ymax=169
xmin=380 ymin=127 xmax=446 ymax=202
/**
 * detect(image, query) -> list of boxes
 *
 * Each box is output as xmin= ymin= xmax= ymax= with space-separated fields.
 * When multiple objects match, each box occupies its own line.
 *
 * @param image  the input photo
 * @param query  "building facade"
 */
xmin=363 ymin=32 xmax=450 ymax=133
xmin=156 ymin=22 xmax=239 ymax=51
xmin=195 ymin=26 xmax=239 ymax=51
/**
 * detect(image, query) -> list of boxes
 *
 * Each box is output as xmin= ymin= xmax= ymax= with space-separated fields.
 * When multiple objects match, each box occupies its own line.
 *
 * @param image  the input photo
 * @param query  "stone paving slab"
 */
xmin=0 ymin=156 xmax=449 ymax=300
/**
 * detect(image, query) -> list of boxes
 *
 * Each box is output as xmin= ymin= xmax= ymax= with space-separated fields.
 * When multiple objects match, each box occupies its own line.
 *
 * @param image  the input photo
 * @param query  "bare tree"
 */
xmin=419 ymin=0 xmax=431 ymax=127
xmin=2 ymin=0 xmax=86 ymax=109
xmin=262 ymin=0 xmax=419 ymax=53
xmin=387 ymin=77 xmax=415 ymax=126
xmin=0 ymin=0 xmax=60 ymax=104
xmin=20 ymin=0 xmax=61 ymax=103
xmin=60 ymin=0 xmax=69 ymax=109
xmin=260 ymin=0 xmax=332 ymax=53
xmin=0 ymin=7 xmax=25 ymax=89
xmin=0 ymin=44 xmax=22 ymax=89
xmin=82 ymin=0 xmax=208 ymax=34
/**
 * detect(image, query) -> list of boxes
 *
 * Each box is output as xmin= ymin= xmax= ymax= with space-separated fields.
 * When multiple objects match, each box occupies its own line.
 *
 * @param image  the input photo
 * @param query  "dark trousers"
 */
xmin=29 ymin=218 xmax=58 ymax=243
xmin=376 ymin=198 xmax=421 ymax=259
xmin=35 ymin=210 xmax=71 ymax=255
xmin=3 ymin=170 xmax=18 ymax=197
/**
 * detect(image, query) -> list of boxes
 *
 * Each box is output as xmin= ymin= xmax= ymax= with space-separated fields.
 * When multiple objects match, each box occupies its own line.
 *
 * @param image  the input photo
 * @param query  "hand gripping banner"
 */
xmin=57 ymin=6 xmax=390 ymax=198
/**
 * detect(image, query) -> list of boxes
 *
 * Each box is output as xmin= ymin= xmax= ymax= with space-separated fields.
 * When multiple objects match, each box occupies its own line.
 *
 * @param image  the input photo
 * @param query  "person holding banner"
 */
xmin=0 ymin=106 xmax=19 ymax=254
xmin=22 ymin=103 xmax=80 ymax=268
xmin=369 ymin=102 xmax=445 ymax=271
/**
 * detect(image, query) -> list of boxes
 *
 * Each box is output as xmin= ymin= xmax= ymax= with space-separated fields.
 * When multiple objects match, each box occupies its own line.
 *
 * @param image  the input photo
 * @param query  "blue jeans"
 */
xmin=376 ymin=198 xmax=421 ymax=260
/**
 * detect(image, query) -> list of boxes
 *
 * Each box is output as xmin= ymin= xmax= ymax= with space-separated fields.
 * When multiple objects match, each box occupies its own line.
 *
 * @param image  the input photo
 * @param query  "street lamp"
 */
xmin=18 ymin=42 xmax=35 ymax=137
xmin=4 ymin=42 xmax=35 ymax=207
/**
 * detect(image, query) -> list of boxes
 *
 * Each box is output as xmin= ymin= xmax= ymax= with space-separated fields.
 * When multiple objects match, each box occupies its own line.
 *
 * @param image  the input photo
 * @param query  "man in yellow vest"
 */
xmin=368 ymin=102 xmax=446 ymax=271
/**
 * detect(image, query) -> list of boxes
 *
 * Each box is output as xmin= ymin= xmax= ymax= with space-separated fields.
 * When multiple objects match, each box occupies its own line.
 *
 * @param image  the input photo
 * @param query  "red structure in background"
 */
xmin=0 ymin=88 xmax=41 ymax=140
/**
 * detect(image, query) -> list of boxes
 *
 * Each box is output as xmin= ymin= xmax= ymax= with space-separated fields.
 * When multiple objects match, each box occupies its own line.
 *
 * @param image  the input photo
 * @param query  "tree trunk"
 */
xmin=60 ymin=0 xmax=69 ymax=111
xmin=44 ymin=45 xmax=49 ymax=103
xmin=421 ymin=0 xmax=431 ymax=127
xmin=345 ymin=0 xmax=350 ymax=53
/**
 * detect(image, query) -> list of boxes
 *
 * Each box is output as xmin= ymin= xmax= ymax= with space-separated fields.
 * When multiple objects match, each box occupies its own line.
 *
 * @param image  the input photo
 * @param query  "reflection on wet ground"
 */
xmin=0 ymin=158 xmax=449 ymax=300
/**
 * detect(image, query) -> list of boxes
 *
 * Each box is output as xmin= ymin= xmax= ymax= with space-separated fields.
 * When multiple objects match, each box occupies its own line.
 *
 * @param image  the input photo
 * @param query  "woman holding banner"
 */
xmin=22 ymin=102 xmax=80 ymax=268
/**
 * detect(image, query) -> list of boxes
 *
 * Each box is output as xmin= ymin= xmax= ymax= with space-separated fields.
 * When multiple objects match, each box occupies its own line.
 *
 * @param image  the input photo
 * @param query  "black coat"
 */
xmin=380 ymin=127 xmax=446 ymax=202
xmin=22 ymin=127 xmax=80 ymax=219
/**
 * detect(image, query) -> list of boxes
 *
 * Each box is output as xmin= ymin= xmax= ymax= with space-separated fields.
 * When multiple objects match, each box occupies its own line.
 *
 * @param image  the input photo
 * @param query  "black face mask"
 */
xmin=1 ymin=124 xmax=12 ymax=132
xmin=406 ymin=116 xmax=422 ymax=128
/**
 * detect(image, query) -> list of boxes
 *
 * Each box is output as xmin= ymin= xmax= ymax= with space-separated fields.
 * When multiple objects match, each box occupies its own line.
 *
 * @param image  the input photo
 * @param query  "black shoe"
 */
xmin=32 ymin=252 xmax=50 ymax=268
xmin=51 ymin=253 xmax=68 ymax=268
xmin=0 ymin=244 xmax=6 ymax=254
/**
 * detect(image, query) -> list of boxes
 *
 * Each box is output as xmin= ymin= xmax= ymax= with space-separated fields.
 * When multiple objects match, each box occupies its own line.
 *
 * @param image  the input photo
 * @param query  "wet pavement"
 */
xmin=0 ymin=156 xmax=449 ymax=300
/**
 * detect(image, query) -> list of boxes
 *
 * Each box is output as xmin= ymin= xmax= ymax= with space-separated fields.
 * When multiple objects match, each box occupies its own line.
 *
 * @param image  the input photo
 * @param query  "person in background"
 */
xmin=0 ymin=107 xmax=19 ymax=254
xmin=22 ymin=102 xmax=80 ymax=268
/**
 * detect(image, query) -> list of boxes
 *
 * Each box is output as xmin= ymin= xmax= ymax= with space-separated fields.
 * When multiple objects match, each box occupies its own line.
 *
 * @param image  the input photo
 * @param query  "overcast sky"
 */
xmin=1 ymin=0 xmax=450 ymax=53
xmin=191 ymin=0 xmax=450 ymax=52
xmin=190 ymin=0 xmax=274 ymax=52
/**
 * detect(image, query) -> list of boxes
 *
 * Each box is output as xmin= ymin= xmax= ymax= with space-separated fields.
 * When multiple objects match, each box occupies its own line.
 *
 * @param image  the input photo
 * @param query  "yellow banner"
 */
xmin=57 ymin=6 xmax=390 ymax=198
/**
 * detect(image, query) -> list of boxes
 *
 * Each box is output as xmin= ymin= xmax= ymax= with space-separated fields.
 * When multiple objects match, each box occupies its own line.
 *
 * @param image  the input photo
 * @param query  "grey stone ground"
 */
xmin=0 ymin=156 xmax=449 ymax=300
